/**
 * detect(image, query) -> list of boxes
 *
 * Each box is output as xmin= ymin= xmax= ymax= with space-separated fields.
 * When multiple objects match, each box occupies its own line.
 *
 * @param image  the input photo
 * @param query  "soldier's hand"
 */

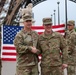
xmin=30 ymin=47 xmax=38 ymax=54
xmin=62 ymin=64 xmax=68 ymax=69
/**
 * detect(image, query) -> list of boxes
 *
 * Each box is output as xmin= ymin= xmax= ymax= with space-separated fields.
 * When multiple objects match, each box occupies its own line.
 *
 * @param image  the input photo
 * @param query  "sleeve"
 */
xmin=36 ymin=36 xmax=42 ymax=55
xmin=0 ymin=57 xmax=2 ymax=67
xmin=68 ymin=34 xmax=76 ymax=53
xmin=13 ymin=33 xmax=32 ymax=54
xmin=70 ymin=34 xmax=76 ymax=45
xmin=60 ymin=34 xmax=68 ymax=64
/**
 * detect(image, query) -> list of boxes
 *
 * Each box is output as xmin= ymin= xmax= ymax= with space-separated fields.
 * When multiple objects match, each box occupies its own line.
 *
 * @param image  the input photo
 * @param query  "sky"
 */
xmin=32 ymin=0 xmax=76 ymax=26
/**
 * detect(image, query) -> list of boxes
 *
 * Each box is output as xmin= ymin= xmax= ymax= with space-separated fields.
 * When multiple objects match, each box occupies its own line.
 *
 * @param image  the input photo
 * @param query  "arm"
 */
xmin=36 ymin=37 xmax=42 ymax=55
xmin=60 ymin=35 xmax=68 ymax=69
xmin=14 ymin=33 xmax=32 ymax=54
xmin=68 ymin=34 xmax=76 ymax=51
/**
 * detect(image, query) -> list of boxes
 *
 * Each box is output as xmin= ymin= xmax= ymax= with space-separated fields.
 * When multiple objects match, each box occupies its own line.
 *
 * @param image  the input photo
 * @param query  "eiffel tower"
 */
xmin=0 ymin=0 xmax=46 ymax=25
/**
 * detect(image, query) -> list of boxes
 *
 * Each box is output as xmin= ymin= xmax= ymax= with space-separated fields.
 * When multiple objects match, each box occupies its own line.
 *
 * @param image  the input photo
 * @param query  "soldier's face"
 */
xmin=43 ymin=24 xmax=52 ymax=32
xmin=23 ymin=20 xmax=32 ymax=29
xmin=67 ymin=24 xmax=74 ymax=31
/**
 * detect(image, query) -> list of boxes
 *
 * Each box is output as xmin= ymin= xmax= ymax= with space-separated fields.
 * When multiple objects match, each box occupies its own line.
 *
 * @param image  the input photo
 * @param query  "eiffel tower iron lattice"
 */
xmin=1 ymin=0 xmax=46 ymax=25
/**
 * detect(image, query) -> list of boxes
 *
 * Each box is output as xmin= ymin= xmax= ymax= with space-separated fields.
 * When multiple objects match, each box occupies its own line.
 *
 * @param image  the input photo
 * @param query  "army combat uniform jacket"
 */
xmin=65 ymin=29 xmax=76 ymax=65
xmin=14 ymin=29 xmax=39 ymax=67
xmin=0 ymin=32 xmax=1 ymax=53
xmin=0 ymin=32 xmax=2 ymax=75
xmin=38 ymin=31 xmax=68 ymax=67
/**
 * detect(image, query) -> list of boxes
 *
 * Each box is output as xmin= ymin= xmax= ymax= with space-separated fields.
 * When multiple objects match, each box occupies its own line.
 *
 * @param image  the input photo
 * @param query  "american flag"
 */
xmin=1 ymin=24 xmax=65 ymax=61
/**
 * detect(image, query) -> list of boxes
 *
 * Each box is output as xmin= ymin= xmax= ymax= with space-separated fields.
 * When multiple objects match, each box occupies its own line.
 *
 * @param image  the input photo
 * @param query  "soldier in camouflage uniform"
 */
xmin=14 ymin=14 xmax=40 ymax=75
xmin=37 ymin=18 xmax=68 ymax=75
xmin=0 ymin=29 xmax=2 ymax=75
xmin=65 ymin=20 xmax=76 ymax=75
xmin=0 ymin=57 xmax=1 ymax=75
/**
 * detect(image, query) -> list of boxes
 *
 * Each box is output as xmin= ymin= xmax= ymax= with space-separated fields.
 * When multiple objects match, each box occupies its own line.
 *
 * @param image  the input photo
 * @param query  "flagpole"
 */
xmin=1 ymin=25 xmax=3 ymax=58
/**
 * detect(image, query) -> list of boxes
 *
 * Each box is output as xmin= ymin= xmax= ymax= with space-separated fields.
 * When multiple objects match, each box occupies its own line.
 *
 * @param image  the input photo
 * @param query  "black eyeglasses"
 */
xmin=25 ymin=20 xmax=32 ymax=22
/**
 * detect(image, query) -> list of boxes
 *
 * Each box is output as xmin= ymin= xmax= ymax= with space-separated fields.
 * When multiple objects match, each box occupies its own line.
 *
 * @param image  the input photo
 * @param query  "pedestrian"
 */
xmin=14 ymin=13 xmax=40 ymax=75
xmin=37 ymin=17 xmax=68 ymax=75
xmin=65 ymin=20 xmax=76 ymax=75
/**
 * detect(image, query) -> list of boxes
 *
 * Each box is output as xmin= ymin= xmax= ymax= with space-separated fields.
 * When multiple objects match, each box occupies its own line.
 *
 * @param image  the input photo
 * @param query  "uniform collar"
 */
xmin=21 ymin=28 xmax=33 ymax=35
xmin=42 ymin=31 xmax=55 ymax=39
xmin=69 ymin=29 xmax=75 ymax=34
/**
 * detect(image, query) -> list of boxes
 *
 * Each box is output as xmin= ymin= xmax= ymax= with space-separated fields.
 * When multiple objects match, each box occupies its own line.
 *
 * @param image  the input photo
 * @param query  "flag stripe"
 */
xmin=33 ymin=28 xmax=64 ymax=32
xmin=56 ymin=30 xmax=65 ymax=33
xmin=31 ymin=24 xmax=65 ymax=29
xmin=2 ymin=53 xmax=16 ymax=56
xmin=2 ymin=50 xmax=16 ymax=53
xmin=3 ymin=47 xmax=16 ymax=50
xmin=2 ymin=58 xmax=16 ymax=61
xmin=2 ymin=56 xmax=16 ymax=58
xmin=3 ymin=47 xmax=15 ymax=50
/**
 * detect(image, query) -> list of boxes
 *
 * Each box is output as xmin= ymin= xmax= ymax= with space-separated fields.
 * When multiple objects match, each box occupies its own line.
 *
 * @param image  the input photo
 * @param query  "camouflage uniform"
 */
xmin=37 ymin=18 xmax=68 ymax=75
xmin=14 ymin=12 xmax=39 ymax=75
xmin=0 ymin=58 xmax=1 ymax=75
xmin=14 ymin=29 xmax=39 ymax=75
xmin=65 ymin=20 xmax=76 ymax=75
xmin=0 ymin=31 xmax=2 ymax=75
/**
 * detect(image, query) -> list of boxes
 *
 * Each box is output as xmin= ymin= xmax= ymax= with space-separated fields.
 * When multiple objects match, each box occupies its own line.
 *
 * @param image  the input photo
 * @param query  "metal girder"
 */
xmin=32 ymin=0 xmax=47 ymax=6
xmin=3 ymin=0 xmax=47 ymax=25
xmin=69 ymin=0 xmax=76 ymax=3
xmin=0 ymin=0 xmax=6 ymax=13
xmin=3 ymin=0 xmax=27 ymax=25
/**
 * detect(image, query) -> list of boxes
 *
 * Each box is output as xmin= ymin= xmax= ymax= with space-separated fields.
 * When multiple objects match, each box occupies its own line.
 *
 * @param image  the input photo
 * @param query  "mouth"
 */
xmin=27 ymin=24 xmax=32 ymax=26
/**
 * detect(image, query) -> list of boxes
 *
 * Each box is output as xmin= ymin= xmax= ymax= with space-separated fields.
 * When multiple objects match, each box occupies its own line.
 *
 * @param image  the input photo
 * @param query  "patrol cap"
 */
xmin=43 ymin=18 xmax=52 ymax=25
xmin=22 ymin=14 xmax=32 ymax=22
xmin=67 ymin=20 xmax=75 ymax=26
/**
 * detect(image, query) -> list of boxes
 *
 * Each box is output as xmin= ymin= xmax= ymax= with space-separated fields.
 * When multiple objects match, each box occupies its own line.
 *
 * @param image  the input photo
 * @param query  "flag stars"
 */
xmin=8 ymin=40 xmax=10 ymax=42
xmin=3 ymin=25 xmax=23 ymax=44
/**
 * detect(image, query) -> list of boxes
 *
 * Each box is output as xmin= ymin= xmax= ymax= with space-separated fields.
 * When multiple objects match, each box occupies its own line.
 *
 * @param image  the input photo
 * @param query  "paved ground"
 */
xmin=2 ymin=61 xmax=16 ymax=75
xmin=1 ymin=61 xmax=68 ymax=75
xmin=1 ymin=61 xmax=41 ymax=75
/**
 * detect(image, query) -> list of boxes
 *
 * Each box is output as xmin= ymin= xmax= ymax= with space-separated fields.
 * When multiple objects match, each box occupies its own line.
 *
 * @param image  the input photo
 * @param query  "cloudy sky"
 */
xmin=32 ymin=0 xmax=76 ymax=26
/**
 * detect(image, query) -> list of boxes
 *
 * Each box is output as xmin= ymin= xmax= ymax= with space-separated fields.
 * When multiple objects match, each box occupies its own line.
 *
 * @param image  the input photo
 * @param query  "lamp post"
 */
xmin=54 ymin=10 xmax=56 ymax=25
xmin=65 ymin=0 xmax=68 ymax=29
xmin=57 ymin=1 xmax=60 ymax=25
xmin=51 ymin=14 xmax=53 ymax=20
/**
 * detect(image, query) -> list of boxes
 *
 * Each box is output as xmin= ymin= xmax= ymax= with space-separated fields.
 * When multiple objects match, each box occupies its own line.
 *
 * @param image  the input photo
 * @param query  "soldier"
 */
xmin=0 ymin=30 xmax=2 ymax=75
xmin=14 ymin=13 xmax=40 ymax=75
xmin=0 ymin=57 xmax=1 ymax=75
xmin=37 ymin=17 xmax=68 ymax=75
xmin=65 ymin=20 xmax=76 ymax=75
